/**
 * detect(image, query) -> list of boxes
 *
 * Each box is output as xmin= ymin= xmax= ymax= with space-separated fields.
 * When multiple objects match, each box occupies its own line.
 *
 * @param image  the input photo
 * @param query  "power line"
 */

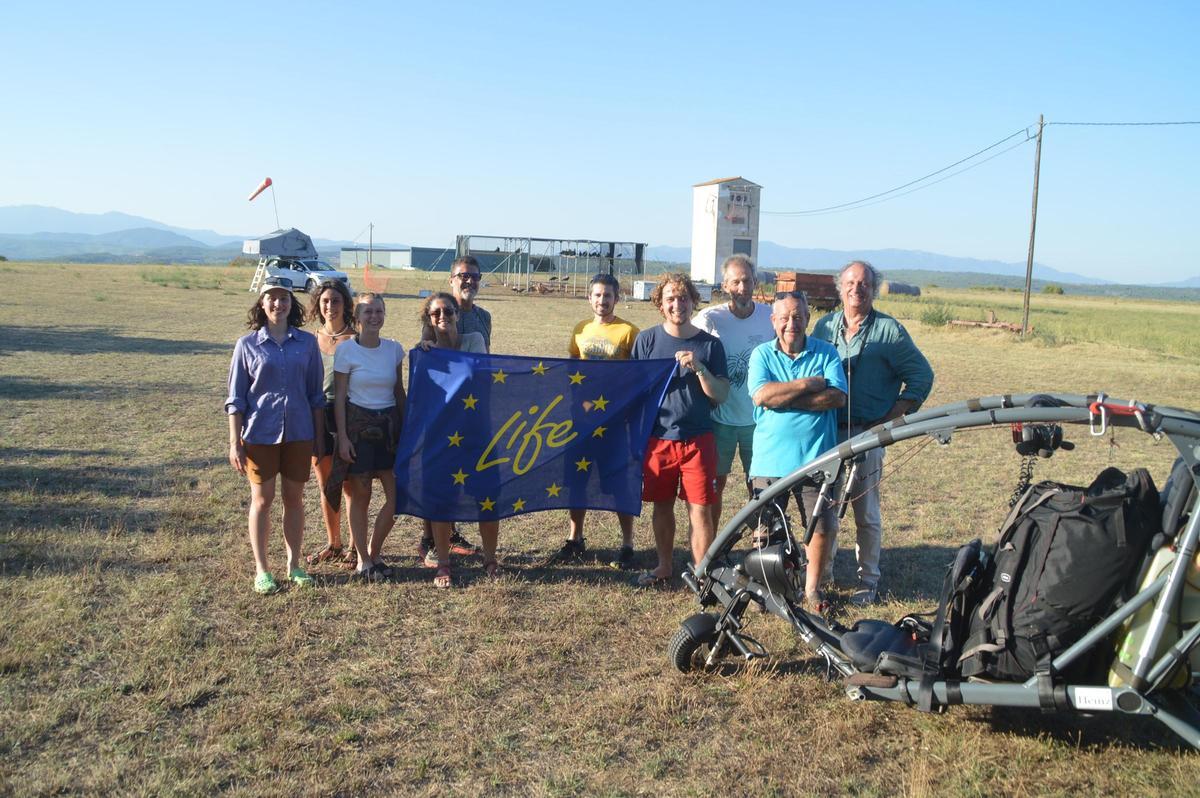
xmin=1048 ymin=120 xmax=1200 ymax=126
xmin=763 ymin=118 xmax=1198 ymax=219
xmin=763 ymin=124 xmax=1036 ymax=216
xmin=780 ymin=136 xmax=1035 ymax=218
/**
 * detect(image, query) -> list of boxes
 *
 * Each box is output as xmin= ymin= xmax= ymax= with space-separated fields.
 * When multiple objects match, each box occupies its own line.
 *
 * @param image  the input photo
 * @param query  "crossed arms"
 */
xmin=752 ymin=376 xmax=846 ymax=412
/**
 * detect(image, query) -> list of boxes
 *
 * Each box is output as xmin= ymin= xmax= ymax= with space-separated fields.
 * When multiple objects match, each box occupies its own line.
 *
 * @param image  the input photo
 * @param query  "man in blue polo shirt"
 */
xmin=747 ymin=291 xmax=846 ymax=612
xmin=812 ymin=260 xmax=934 ymax=606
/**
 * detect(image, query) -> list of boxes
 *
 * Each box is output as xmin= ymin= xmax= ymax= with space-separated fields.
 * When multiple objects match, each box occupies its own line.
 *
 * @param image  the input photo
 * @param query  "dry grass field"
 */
xmin=2 ymin=261 xmax=1199 ymax=796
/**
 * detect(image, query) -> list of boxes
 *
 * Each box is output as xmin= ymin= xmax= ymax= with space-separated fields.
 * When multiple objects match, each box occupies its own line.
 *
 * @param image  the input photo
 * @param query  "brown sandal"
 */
xmin=434 ymin=564 xmax=453 ymax=589
xmin=305 ymin=544 xmax=344 ymax=566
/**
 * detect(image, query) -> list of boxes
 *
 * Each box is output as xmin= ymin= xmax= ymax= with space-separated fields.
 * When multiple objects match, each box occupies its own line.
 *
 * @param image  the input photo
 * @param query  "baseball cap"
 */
xmin=259 ymin=275 xmax=295 ymax=294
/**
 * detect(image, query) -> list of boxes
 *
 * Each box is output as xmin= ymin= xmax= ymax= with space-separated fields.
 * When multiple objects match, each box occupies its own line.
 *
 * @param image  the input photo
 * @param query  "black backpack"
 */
xmin=958 ymin=467 xmax=1160 ymax=682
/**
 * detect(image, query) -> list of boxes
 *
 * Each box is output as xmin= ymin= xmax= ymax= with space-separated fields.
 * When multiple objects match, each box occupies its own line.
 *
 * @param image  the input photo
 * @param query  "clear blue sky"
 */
xmin=3 ymin=1 xmax=1197 ymax=281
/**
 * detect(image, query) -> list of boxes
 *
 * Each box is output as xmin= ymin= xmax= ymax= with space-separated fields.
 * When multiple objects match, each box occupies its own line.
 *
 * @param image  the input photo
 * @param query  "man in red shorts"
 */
xmin=631 ymin=273 xmax=729 ymax=587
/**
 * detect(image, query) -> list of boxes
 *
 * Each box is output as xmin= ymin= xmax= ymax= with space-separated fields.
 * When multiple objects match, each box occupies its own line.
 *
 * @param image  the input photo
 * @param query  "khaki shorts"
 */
xmin=245 ymin=440 xmax=313 ymax=484
xmin=713 ymin=421 xmax=754 ymax=477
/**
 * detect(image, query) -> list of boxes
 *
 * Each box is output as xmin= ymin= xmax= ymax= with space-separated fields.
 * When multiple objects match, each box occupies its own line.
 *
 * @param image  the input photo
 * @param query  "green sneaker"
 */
xmin=288 ymin=567 xmax=315 ymax=588
xmin=254 ymin=572 xmax=280 ymax=595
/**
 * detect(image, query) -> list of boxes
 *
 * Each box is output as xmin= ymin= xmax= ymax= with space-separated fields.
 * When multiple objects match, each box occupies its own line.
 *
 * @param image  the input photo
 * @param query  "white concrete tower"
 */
xmin=689 ymin=176 xmax=762 ymax=285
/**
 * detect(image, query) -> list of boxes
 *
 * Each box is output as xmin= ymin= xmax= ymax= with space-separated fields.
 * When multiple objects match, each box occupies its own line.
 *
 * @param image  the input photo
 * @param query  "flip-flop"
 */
xmin=634 ymin=571 xmax=671 ymax=588
xmin=433 ymin=565 xmax=453 ymax=589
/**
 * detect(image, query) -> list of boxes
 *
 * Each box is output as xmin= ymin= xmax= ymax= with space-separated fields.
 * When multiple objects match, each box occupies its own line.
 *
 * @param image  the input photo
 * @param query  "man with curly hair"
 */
xmin=631 ymin=273 xmax=729 ymax=587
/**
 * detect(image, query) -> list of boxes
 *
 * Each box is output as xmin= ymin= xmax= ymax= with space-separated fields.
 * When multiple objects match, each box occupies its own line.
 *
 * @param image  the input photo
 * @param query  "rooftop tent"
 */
xmin=242 ymin=228 xmax=318 ymax=259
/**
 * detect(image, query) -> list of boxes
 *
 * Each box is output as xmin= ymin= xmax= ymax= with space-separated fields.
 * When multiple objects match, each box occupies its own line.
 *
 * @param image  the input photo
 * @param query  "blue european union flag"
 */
xmin=393 ymin=348 xmax=675 ymax=522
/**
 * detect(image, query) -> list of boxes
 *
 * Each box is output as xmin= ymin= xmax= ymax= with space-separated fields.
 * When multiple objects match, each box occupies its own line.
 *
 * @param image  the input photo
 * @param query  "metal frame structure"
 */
xmin=455 ymin=234 xmax=646 ymax=296
xmin=671 ymin=392 xmax=1200 ymax=748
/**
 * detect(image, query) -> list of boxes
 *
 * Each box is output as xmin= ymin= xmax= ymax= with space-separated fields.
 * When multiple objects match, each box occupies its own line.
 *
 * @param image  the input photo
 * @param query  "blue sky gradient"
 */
xmin=3 ymin=1 xmax=1197 ymax=281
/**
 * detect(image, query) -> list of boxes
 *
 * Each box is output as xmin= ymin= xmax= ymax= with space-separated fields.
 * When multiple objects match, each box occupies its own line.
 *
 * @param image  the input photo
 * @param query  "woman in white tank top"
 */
xmin=333 ymin=292 xmax=406 ymax=581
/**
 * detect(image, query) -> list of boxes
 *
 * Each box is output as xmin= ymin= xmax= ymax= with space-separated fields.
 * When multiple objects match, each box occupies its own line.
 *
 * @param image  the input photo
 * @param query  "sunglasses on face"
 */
xmin=453 ymin=272 xmax=481 ymax=282
xmin=430 ymin=307 xmax=457 ymax=318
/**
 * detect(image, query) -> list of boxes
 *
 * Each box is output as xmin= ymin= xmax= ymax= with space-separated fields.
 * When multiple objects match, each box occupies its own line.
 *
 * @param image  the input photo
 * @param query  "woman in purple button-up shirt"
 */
xmin=225 ymin=277 xmax=326 ymax=595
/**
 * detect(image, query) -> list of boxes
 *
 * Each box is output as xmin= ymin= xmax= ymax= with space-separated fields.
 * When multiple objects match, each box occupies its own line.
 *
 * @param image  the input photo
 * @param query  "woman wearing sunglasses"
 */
xmin=416 ymin=292 xmax=494 ymax=587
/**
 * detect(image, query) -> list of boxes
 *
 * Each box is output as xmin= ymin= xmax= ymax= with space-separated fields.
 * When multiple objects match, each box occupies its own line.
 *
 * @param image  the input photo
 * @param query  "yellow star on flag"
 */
xmin=451 ymin=468 xmax=468 ymax=485
xmin=492 ymin=369 xmax=507 ymax=384
xmin=531 ymin=361 xmax=547 ymax=376
xmin=592 ymin=426 xmax=607 ymax=438
xmin=479 ymin=497 xmax=496 ymax=511
xmin=545 ymin=483 xmax=562 ymax=497
xmin=568 ymin=371 xmax=585 ymax=384
xmin=462 ymin=394 xmax=478 ymax=410
xmin=592 ymin=395 xmax=609 ymax=411
xmin=575 ymin=457 xmax=592 ymax=472
xmin=447 ymin=431 xmax=464 ymax=447
xmin=512 ymin=498 xmax=526 ymax=512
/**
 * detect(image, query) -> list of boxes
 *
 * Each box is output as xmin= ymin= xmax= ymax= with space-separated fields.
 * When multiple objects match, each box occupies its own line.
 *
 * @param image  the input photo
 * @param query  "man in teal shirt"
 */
xmin=747 ymin=291 xmax=847 ymax=612
xmin=811 ymin=260 xmax=934 ymax=606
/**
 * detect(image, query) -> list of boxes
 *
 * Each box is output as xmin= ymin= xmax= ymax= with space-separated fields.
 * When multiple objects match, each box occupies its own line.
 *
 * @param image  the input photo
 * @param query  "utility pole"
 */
xmin=368 ymin=222 xmax=374 ymax=266
xmin=1021 ymin=115 xmax=1044 ymax=338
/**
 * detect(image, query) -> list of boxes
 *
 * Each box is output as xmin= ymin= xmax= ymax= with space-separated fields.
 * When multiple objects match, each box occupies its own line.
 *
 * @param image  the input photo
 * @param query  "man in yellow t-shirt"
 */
xmin=553 ymin=273 xmax=640 ymax=569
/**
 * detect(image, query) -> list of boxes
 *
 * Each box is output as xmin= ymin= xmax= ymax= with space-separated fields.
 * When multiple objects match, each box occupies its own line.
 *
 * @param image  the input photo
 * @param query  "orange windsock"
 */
xmin=247 ymin=177 xmax=273 ymax=202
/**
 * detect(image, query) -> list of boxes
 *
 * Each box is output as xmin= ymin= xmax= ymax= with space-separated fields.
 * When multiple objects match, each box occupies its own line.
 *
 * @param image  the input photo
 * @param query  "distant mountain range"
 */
xmin=0 ymin=205 xmax=242 ymax=247
xmin=648 ymin=243 xmax=1118 ymax=286
xmin=0 ymin=205 xmax=369 ymax=263
xmin=1 ymin=204 xmax=1196 ymax=289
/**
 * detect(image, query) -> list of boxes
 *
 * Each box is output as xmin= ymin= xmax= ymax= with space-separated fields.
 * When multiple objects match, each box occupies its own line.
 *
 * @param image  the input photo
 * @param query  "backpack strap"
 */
xmin=918 ymin=563 xmax=959 ymax=712
xmin=1031 ymin=632 xmax=1062 ymax=712
xmin=925 ymin=561 xmax=957 ymax=668
xmin=998 ymin=485 xmax=1059 ymax=538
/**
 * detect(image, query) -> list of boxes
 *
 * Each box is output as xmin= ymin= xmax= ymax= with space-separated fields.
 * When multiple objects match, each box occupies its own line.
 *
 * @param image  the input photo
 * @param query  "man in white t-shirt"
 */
xmin=694 ymin=254 xmax=775 ymax=529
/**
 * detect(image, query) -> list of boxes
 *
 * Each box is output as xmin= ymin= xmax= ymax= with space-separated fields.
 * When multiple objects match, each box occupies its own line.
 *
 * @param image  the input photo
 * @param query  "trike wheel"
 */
xmin=668 ymin=613 xmax=720 ymax=672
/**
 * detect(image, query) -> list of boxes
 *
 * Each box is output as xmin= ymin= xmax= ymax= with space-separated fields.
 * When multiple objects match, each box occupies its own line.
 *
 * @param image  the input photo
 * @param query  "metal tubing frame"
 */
xmin=849 ymin=680 xmax=1200 ymax=748
xmin=1134 ymin=506 xmax=1200 ymax=683
xmin=685 ymin=391 xmax=1200 ymax=748
xmin=701 ymin=393 xmax=1199 ymax=575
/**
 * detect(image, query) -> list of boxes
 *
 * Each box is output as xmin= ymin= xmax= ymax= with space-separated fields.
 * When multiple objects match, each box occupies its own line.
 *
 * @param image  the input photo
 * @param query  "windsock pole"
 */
xmin=247 ymin=177 xmax=280 ymax=229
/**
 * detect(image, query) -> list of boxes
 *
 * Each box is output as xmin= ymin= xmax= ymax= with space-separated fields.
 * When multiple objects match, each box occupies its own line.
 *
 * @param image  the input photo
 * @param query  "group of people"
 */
xmin=225 ymin=253 xmax=933 ymax=605
xmin=550 ymin=255 xmax=933 ymax=608
xmin=225 ymin=256 xmax=494 ymax=593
